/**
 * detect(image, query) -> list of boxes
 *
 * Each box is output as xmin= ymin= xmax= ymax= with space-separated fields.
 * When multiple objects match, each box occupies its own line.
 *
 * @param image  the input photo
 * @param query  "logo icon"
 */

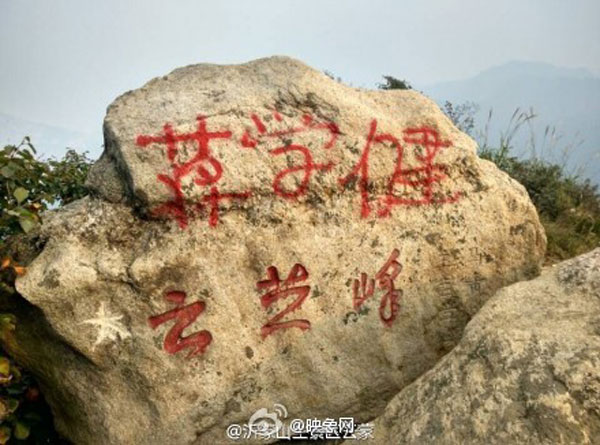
xmin=247 ymin=403 xmax=287 ymax=438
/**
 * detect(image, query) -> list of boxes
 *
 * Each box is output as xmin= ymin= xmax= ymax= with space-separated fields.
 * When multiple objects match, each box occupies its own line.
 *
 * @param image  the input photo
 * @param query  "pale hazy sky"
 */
xmin=1 ymin=0 xmax=599 ymax=135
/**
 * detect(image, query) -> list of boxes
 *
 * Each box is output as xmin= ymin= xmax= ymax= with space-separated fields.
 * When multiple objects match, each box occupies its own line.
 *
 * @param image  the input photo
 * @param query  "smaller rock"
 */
xmin=360 ymin=248 xmax=600 ymax=444
xmin=85 ymin=150 xmax=128 ymax=203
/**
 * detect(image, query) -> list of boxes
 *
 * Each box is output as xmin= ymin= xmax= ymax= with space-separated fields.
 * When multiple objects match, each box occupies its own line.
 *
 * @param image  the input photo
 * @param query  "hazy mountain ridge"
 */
xmin=421 ymin=61 xmax=600 ymax=185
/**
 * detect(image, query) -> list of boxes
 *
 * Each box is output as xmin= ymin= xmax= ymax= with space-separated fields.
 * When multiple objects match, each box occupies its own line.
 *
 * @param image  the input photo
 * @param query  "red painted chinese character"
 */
xmin=201 ymin=186 xmax=252 ymax=227
xmin=136 ymin=116 xmax=250 ymax=228
xmin=270 ymin=144 xmax=333 ymax=199
xmin=240 ymin=110 xmax=339 ymax=200
xmin=340 ymin=120 xmax=460 ymax=218
xmin=256 ymin=263 xmax=312 ymax=338
xmin=339 ymin=120 xmax=394 ymax=218
xmin=352 ymin=249 xmax=402 ymax=326
xmin=240 ymin=111 xmax=339 ymax=150
xmin=148 ymin=290 xmax=212 ymax=357
xmin=379 ymin=127 xmax=461 ymax=216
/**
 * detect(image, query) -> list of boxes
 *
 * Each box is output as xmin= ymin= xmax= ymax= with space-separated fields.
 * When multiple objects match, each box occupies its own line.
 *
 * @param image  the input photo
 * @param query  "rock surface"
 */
xmin=1 ymin=57 xmax=545 ymax=444
xmin=363 ymin=248 xmax=600 ymax=445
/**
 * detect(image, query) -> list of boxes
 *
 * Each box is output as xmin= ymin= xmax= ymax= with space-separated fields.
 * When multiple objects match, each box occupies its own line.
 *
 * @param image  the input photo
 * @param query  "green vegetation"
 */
xmin=453 ymin=106 xmax=600 ymax=262
xmin=378 ymin=75 xmax=412 ymax=91
xmin=0 ymin=329 xmax=58 ymax=444
xmin=1 ymin=138 xmax=90 ymax=243
xmin=376 ymin=77 xmax=599 ymax=262
xmin=0 ymin=138 xmax=92 ymax=443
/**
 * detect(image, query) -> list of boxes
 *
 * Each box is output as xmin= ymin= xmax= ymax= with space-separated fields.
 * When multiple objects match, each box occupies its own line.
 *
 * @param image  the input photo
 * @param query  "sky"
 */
xmin=1 ymin=0 xmax=599 ymax=141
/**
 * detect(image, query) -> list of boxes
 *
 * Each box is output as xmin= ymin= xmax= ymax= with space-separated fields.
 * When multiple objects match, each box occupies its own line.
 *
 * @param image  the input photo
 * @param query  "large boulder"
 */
xmin=1 ymin=56 xmax=545 ymax=444
xmin=364 ymin=248 xmax=600 ymax=444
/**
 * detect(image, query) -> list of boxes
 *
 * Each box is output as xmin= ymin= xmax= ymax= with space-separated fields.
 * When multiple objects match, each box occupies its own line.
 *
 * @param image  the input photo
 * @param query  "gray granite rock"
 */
xmin=362 ymin=248 xmax=600 ymax=445
xmin=1 ymin=56 xmax=545 ymax=444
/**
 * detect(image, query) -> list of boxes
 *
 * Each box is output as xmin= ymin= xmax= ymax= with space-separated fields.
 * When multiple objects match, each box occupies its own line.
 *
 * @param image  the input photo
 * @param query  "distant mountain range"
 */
xmin=0 ymin=112 xmax=102 ymax=159
xmin=420 ymin=61 xmax=600 ymax=185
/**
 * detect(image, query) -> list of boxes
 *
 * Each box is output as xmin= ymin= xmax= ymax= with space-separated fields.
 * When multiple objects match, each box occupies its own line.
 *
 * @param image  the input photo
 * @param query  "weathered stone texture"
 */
xmin=362 ymin=248 xmax=600 ymax=445
xmin=1 ymin=57 xmax=545 ymax=444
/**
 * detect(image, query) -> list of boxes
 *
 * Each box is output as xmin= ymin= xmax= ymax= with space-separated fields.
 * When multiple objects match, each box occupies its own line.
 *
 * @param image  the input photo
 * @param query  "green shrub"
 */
xmin=480 ymin=152 xmax=600 ymax=262
xmin=0 ymin=138 xmax=92 ymax=443
xmin=474 ymin=109 xmax=600 ymax=262
xmin=0 ymin=138 xmax=91 ymax=244
xmin=378 ymin=75 xmax=412 ymax=91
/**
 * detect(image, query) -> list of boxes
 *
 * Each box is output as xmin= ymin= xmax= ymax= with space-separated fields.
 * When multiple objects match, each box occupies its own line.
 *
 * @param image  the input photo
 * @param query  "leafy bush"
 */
xmin=378 ymin=75 xmax=412 ymax=90
xmin=1 ymin=138 xmax=92 ymax=443
xmin=480 ymin=146 xmax=600 ymax=262
xmin=452 ymin=105 xmax=600 ymax=262
xmin=1 ymin=138 xmax=91 ymax=244
xmin=0 ymin=314 xmax=52 ymax=444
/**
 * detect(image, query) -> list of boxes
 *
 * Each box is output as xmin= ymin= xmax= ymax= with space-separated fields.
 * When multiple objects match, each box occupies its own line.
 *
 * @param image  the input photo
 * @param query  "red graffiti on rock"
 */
xmin=379 ymin=126 xmax=462 ymax=216
xmin=352 ymin=248 xmax=402 ymax=326
xmin=340 ymin=120 xmax=461 ymax=218
xmin=241 ymin=111 xmax=339 ymax=200
xmin=240 ymin=111 xmax=339 ymax=150
xmin=270 ymin=144 xmax=334 ymax=199
xmin=148 ymin=290 xmax=213 ymax=357
xmin=136 ymin=116 xmax=250 ymax=228
xmin=136 ymin=112 xmax=461 ymax=229
xmin=256 ymin=263 xmax=312 ymax=339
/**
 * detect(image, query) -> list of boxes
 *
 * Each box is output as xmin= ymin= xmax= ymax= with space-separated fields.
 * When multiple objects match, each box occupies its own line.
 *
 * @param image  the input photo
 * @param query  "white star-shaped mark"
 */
xmin=81 ymin=302 xmax=132 ymax=349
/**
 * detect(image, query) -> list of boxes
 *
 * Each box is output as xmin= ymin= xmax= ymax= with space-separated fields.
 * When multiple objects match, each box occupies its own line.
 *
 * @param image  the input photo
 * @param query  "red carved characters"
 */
xmin=352 ymin=249 xmax=402 ymax=326
xmin=148 ymin=290 xmax=212 ymax=357
xmin=241 ymin=111 xmax=339 ymax=200
xmin=136 ymin=116 xmax=250 ymax=228
xmin=340 ymin=120 xmax=461 ymax=218
xmin=256 ymin=263 xmax=312 ymax=338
